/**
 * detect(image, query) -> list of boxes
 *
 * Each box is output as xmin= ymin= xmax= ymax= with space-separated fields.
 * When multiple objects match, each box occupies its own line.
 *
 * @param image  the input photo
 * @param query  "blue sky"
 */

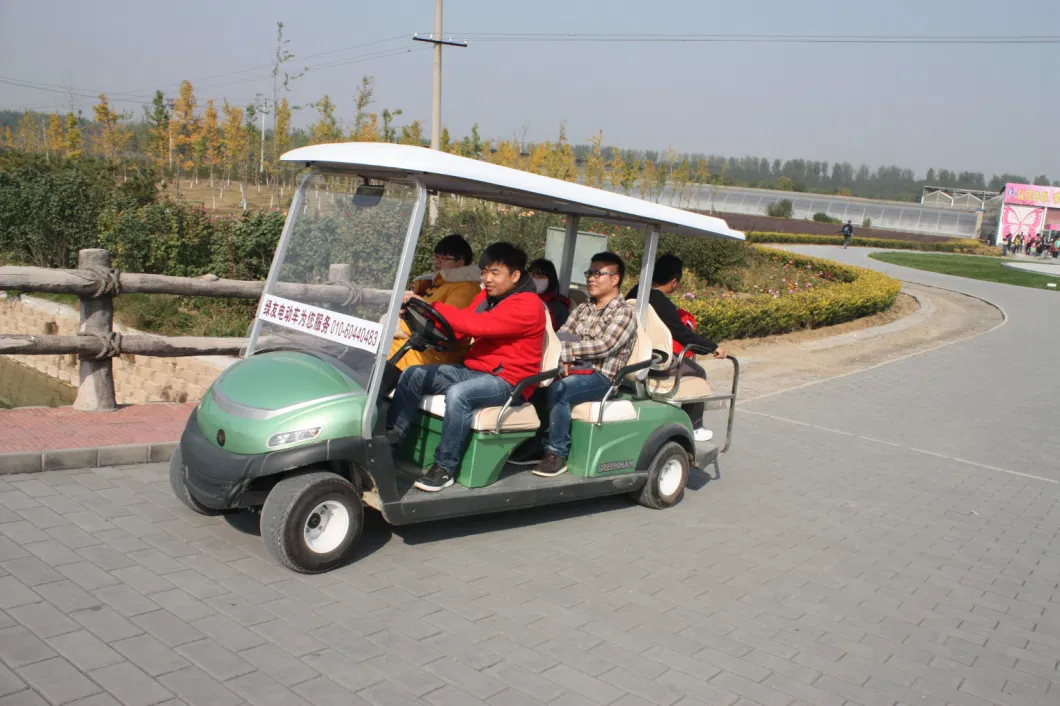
xmin=1 ymin=0 xmax=1056 ymax=178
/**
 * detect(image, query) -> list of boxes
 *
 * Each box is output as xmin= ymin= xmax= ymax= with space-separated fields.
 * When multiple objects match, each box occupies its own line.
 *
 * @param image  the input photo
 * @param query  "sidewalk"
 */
xmin=0 ymin=402 xmax=194 ymax=473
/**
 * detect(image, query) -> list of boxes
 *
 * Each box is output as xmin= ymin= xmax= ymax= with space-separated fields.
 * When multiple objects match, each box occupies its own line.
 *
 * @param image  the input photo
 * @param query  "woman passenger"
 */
xmin=529 ymin=258 xmax=571 ymax=329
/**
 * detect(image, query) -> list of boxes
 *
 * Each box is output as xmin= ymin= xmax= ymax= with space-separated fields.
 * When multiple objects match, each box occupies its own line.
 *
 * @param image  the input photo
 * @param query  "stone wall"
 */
xmin=1 ymin=294 xmax=233 ymax=405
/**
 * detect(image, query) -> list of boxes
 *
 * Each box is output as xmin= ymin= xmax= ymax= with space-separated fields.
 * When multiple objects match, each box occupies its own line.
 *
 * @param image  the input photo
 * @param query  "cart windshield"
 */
xmin=247 ymin=173 xmax=421 ymax=390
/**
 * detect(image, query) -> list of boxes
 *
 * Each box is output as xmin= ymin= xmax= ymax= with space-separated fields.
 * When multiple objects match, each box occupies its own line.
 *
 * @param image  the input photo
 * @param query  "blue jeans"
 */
xmin=387 ymin=364 xmax=514 ymax=472
xmin=534 ymin=371 xmax=612 ymax=457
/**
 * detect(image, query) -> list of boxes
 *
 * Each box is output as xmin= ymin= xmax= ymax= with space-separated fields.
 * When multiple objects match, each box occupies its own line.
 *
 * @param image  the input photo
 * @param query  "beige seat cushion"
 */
xmin=571 ymin=400 xmax=638 ymax=423
xmin=645 ymin=375 xmax=712 ymax=400
xmin=419 ymin=395 xmax=540 ymax=432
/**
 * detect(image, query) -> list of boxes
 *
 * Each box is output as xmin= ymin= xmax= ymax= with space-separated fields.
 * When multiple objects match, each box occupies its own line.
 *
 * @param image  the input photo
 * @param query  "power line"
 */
xmin=447 ymin=31 xmax=1060 ymax=45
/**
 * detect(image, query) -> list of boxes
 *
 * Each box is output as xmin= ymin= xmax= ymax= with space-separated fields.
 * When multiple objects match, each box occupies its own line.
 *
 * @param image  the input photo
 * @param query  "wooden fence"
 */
xmin=0 ymin=248 xmax=369 ymax=412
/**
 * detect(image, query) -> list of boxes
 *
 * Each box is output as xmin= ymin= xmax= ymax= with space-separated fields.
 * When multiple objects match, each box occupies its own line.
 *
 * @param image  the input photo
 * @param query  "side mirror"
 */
xmin=353 ymin=184 xmax=385 ymax=209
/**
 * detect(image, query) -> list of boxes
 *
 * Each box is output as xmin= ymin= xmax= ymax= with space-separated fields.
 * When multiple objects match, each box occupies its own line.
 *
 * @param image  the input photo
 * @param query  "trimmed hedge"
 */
xmin=745 ymin=232 xmax=999 ymax=256
xmin=683 ymin=249 xmax=901 ymax=341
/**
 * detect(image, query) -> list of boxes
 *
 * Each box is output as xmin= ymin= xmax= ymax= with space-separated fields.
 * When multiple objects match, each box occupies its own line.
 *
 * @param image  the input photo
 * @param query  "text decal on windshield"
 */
xmin=259 ymin=294 xmax=382 ymax=354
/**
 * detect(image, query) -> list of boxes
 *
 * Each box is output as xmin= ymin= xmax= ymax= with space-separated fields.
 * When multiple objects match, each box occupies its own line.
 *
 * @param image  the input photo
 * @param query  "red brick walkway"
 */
xmin=0 ymin=403 xmax=195 ymax=453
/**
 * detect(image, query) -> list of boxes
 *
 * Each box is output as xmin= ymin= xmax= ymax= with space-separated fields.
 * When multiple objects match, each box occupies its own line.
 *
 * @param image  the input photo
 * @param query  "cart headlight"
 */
xmin=267 ymin=427 xmax=322 ymax=448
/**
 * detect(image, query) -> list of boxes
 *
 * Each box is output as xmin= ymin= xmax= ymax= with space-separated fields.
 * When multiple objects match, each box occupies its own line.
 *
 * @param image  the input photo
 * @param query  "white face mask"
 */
xmin=533 ymin=278 xmax=548 ymax=294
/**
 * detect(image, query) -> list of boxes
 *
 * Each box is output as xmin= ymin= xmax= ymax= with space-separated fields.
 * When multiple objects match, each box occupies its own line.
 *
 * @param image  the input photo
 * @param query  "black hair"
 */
xmin=590 ymin=251 xmax=626 ymax=285
xmin=434 ymin=233 xmax=473 ymax=267
xmin=479 ymin=242 xmax=528 ymax=275
xmin=652 ymin=254 xmax=684 ymax=286
xmin=528 ymin=258 xmax=559 ymax=295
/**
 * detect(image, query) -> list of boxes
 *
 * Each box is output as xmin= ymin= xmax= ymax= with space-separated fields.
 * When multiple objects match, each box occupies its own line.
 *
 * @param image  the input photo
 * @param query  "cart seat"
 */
xmin=417 ymin=302 xmax=562 ymax=433
xmin=570 ymin=325 xmax=652 ymax=423
xmin=637 ymin=304 xmax=713 ymax=401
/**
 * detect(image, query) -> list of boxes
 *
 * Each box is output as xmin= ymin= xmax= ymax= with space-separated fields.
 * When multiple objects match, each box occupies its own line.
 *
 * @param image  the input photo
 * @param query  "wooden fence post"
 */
xmin=72 ymin=249 xmax=117 ymax=411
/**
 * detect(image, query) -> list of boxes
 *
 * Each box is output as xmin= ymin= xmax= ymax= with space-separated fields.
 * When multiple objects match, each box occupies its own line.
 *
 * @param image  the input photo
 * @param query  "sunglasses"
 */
xmin=584 ymin=269 xmax=618 ymax=279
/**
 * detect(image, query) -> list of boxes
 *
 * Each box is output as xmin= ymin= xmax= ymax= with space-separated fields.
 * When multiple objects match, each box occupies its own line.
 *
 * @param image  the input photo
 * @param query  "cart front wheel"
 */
xmin=169 ymin=446 xmax=225 ymax=516
xmin=634 ymin=440 xmax=689 ymax=509
xmin=261 ymin=472 xmax=363 ymax=574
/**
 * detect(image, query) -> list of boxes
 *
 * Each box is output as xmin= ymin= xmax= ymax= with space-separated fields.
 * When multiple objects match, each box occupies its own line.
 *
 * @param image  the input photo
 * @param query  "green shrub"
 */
xmin=745 ymin=232 xmax=1000 ymax=256
xmin=813 ymin=212 xmax=840 ymax=224
xmin=766 ymin=199 xmax=794 ymax=218
xmin=682 ymin=249 xmax=900 ymax=341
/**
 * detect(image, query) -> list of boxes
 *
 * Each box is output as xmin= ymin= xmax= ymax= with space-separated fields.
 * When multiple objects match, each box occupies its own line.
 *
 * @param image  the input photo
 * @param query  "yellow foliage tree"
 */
xmin=399 ymin=120 xmax=424 ymax=146
xmin=274 ymin=97 xmax=291 ymax=159
xmin=171 ymin=80 xmax=199 ymax=195
xmin=546 ymin=123 xmax=576 ymax=181
xmin=439 ymin=126 xmax=452 ymax=152
xmin=0 ymin=126 xmax=12 ymax=148
xmin=221 ymin=100 xmax=247 ymax=186
xmin=45 ymin=113 xmax=65 ymax=160
xmin=63 ymin=113 xmax=82 ymax=159
xmin=584 ymin=130 xmax=607 ymax=188
xmin=607 ymin=147 xmax=626 ymax=192
xmin=310 ymin=95 xmax=342 ymax=144
xmin=92 ymin=94 xmax=130 ymax=161
xmin=201 ymin=99 xmax=222 ymax=187
xmin=351 ymin=76 xmax=379 ymax=142
xmin=15 ymin=112 xmax=41 ymax=152
xmin=641 ymin=159 xmax=657 ymax=200
xmin=527 ymin=142 xmax=549 ymax=174
xmin=490 ymin=138 xmax=521 ymax=168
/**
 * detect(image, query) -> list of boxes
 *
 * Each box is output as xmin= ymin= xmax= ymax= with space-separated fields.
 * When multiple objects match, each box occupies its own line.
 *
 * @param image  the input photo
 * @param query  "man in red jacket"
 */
xmin=386 ymin=242 xmax=546 ymax=492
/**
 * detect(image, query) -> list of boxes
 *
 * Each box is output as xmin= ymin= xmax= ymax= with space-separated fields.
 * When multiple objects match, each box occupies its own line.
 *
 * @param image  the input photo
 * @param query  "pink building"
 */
xmin=993 ymin=183 xmax=1060 ymax=245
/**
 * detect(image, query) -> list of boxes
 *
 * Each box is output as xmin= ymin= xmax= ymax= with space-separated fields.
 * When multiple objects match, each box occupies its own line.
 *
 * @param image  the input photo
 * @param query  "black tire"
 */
xmin=260 ymin=472 xmax=363 ymax=574
xmin=169 ymin=446 xmax=225 ymax=516
xmin=634 ymin=440 xmax=689 ymax=509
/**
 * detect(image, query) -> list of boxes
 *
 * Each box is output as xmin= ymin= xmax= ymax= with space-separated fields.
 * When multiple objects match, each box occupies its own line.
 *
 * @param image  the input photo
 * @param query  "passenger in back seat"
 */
xmin=386 ymin=243 xmax=545 ymax=492
xmin=626 ymin=254 xmax=726 ymax=442
xmin=512 ymin=252 xmax=637 ymax=478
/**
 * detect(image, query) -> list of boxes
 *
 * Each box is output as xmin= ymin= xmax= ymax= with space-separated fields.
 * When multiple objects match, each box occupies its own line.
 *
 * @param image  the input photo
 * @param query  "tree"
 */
xmin=200 ymin=99 xmax=222 ymax=190
xmin=221 ymin=100 xmax=247 ymax=203
xmin=45 ymin=113 xmax=64 ymax=161
xmin=608 ymin=147 xmax=626 ymax=192
xmin=0 ymin=126 xmax=12 ymax=147
xmin=439 ymin=126 xmax=452 ymax=152
xmin=622 ymin=158 xmax=640 ymax=194
xmin=273 ymin=97 xmax=292 ymax=189
xmin=63 ymin=113 xmax=82 ymax=159
xmin=1033 ymin=174 xmax=1051 ymax=186
xmin=92 ymin=93 xmax=130 ymax=162
xmin=171 ymin=80 xmax=199 ymax=196
xmin=527 ymin=142 xmax=549 ymax=174
xmin=144 ymin=91 xmax=170 ymax=172
xmin=490 ymin=138 xmax=520 ymax=168
xmin=925 ymin=167 xmax=936 ymax=184
xmin=399 ymin=120 xmax=424 ymax=146
xmin=382 ymin=108 xmax=403 ymax=143
xmin=584 ymin=130 xmax=606 ymax=188
xmin=310 ymin=95 xmax=342 ymax=144
xmin=545 ymin=123 xmax=576 ymax=181
xmin=351 ymin=75 xmax=379 ymax=142
xmin=640 ymin=159 xmax=657 ymax=200
xmin=270 ymin=22 xmax=306 ymax=170
xmin=15 ymin=112 xmax=40 ymax=152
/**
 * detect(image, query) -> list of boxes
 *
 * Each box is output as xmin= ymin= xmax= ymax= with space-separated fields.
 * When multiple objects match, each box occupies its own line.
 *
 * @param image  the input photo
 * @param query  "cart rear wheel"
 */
xmin=169 ymin=446 xmax=224 ymax=516
xmin=634 ymin=441 xmax=689 ymax=509
xmin=261 ymin=472 xmax=363 ymax=574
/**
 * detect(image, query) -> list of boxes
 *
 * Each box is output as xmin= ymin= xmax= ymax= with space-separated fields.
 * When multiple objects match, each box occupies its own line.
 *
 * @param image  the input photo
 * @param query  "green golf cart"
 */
xmin=170 ymin=143 xmax=743 ymax=573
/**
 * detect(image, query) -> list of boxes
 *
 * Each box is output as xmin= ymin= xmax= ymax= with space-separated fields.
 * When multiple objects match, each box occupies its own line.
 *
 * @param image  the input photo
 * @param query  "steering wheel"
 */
xmin=402 ymin=297 xmax=457 ymax=351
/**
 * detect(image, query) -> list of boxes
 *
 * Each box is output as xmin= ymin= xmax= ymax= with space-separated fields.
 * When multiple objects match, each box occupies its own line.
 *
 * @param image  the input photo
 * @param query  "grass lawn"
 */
xmin=869 ymin=252 xmax=1060 ymax=291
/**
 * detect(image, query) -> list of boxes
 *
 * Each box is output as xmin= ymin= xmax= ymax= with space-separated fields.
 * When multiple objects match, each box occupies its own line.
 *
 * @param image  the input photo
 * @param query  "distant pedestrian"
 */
xmin=1002 ymin=232 xmax=1011 ymax=256
xmin=840 ymin=220 xmax=854 ymax=249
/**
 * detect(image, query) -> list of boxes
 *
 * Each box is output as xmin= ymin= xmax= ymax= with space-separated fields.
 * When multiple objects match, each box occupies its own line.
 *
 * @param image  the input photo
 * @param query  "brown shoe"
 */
xmin=531 ymin=452 xmax=568 ymax=478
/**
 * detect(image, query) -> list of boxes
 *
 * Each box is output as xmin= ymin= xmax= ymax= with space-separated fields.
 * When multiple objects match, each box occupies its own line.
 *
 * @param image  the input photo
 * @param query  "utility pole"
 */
xmin=412 ymin=0 xmax=467 ymax=153
xmin=412 ymin=1 xmax=467 ymax=221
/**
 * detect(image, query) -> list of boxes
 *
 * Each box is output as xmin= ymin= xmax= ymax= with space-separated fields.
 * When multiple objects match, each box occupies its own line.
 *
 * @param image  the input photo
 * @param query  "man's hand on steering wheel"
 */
xmin=400 ymin=296 xmax=457 ymax=352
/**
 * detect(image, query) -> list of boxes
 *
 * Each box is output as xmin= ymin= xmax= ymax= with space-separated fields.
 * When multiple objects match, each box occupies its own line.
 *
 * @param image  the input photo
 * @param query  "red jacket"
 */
xmin=433 ymin=290 xmax=545 ymax=397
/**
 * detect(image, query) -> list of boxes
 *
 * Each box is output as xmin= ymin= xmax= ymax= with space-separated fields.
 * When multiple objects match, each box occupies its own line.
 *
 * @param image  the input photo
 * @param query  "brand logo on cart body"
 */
xmin=598 ymin=459 xmax=634 ymax=473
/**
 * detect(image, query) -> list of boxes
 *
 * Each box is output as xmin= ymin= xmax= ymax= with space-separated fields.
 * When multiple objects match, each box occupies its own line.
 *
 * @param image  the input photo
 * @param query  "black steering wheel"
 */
xmin=402 ymin=297 xmax=457 ymax=351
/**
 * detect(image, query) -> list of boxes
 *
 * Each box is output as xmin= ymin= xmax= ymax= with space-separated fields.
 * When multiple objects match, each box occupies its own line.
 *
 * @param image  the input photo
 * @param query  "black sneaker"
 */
xmin=508 ymin=437 xmax=545 ymax=465
xmin=531 ymin=452 xmax=568 ymax=478
xmin=414 ymin=464 xmax=454 ymax=492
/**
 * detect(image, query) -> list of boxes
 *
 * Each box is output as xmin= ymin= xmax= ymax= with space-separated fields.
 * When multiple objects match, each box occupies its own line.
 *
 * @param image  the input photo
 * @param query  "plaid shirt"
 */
xmin=557 ymin=297 xmax=636 ymax=380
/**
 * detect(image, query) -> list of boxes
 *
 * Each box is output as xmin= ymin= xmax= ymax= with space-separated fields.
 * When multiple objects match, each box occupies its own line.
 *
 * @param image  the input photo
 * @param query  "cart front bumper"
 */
xmin=178 ymin=408 xmax=362 ymax=510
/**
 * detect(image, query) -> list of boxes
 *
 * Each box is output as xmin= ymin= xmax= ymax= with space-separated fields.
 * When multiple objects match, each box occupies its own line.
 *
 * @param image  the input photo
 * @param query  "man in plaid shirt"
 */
xmin=513 ymin=252 xmax=637 ymax=477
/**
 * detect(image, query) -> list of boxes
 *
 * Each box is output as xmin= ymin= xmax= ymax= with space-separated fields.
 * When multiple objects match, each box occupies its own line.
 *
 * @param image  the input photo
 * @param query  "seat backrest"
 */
xmin=642 ymin=305 xmax=675 ymax=370
xmin=567 ymin=287 xmax=589 ymax=307
xmin=623 ymin=325 xmax=653 ymax=383
xmin=540 ymin=305 xmax=562 ymax=388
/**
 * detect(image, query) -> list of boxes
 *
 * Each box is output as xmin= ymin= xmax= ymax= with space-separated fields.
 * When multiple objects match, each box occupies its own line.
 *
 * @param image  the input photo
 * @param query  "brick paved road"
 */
xmin=0 ymin=247 xmax=1057 ymax=706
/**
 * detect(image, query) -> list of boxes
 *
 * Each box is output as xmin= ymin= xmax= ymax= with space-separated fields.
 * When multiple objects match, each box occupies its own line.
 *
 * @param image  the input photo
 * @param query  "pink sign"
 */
xmin=1000 ymin=204 xmax=1044 ymax=239
xmin=1003 ymin=183 xmax=1060 ymax=207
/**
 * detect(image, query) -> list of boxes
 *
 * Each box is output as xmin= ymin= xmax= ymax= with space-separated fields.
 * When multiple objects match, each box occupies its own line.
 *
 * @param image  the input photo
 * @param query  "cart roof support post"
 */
xmin=634 ymin=225 xmax=660 ymax=327
xmin=557 ymin=216 xmax=580 ymax=296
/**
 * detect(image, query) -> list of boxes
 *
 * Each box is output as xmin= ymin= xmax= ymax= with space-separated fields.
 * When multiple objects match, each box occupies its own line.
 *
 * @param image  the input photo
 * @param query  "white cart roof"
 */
xmin=281 ymin=143 xmax=744 ymax=240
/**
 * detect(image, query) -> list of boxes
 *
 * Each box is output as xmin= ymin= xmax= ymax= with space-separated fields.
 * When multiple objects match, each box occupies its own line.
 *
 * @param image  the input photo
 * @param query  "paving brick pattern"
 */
xmin=0 ymin=404 xmax=193 ymax=454
xmin=0 ymin=248 xmax=1057 ymax=705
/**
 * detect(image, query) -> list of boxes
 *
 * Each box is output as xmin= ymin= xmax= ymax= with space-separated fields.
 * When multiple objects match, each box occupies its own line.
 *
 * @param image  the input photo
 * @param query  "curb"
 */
xmin=0 ymin=442 xmax=177 ymax=475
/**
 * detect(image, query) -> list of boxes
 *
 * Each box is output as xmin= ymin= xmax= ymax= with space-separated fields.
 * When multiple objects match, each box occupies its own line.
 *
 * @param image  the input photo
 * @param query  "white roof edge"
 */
xmin=281 ymin=143 xmax=744 ymax=241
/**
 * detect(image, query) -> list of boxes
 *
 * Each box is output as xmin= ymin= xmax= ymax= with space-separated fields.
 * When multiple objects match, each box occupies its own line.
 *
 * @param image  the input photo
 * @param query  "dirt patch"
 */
xmin=695 ymin=282 xmax=1002 ymax=407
